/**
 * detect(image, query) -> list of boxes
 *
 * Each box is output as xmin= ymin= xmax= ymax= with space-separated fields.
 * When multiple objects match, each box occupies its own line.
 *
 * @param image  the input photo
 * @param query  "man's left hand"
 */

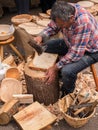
xmin=45 ymin=65 xmax=59 ymax=85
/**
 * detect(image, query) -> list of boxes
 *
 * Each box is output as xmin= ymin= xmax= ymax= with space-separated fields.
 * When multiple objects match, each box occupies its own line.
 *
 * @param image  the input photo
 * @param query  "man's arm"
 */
xmin=36 ymin=20 xmax=60 ymax=43
xmin=56 ymin=23 xmax=91 ymax=69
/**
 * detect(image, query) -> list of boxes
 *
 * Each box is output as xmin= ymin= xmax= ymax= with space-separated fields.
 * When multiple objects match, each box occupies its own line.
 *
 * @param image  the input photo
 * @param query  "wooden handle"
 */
xmin=90 ymin=64 xmax=98 ymax=91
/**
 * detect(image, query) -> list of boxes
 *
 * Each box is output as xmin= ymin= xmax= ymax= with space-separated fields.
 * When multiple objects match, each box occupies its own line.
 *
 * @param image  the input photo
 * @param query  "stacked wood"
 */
xmin=0 ymin=99 xmax=19 ymax=125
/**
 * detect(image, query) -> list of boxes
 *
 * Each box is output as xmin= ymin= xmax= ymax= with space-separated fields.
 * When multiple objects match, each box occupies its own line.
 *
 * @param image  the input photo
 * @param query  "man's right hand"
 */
xmin=34 ymin=36 xmax=43 ymax=45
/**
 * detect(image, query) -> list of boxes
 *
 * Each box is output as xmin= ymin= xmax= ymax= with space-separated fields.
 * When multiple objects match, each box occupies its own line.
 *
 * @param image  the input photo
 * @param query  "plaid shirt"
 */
xmin=41 ymin=4 xmax=98 ymax=68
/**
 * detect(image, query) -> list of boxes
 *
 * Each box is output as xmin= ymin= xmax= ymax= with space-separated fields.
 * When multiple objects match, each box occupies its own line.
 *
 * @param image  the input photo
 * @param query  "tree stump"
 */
xmin=24 ymin=63 xmax=59 ymax=105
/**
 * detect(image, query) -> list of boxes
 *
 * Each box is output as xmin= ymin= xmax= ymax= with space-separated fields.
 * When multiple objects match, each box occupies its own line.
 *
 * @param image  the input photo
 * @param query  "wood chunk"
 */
xmin=28 ymin=52 xmax=58 ymax=71
xmin=2 ymin=54 xmax=16 ymax=67
xmin=13 ymin=94 xmax=33 ymax=104
xmin=13 ymin=101 xmax=57 ymax=130
xmin=0 ymin=78 xmax=22 ymax=102
xmin=0 ymin=99 xmax=19 ymax=125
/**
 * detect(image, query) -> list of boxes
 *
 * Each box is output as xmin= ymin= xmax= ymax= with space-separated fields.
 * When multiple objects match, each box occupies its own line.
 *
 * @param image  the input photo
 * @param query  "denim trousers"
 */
xmin=14 ymin=0 xmax=29 ymax=14
xmin=44 ymin=39 xmax=98 ymax=95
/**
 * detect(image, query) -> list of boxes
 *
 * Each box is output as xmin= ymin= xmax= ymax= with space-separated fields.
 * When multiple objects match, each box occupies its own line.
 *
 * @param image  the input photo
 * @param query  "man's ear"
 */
xmin=69 ymin=15 xmax=75 ymax=23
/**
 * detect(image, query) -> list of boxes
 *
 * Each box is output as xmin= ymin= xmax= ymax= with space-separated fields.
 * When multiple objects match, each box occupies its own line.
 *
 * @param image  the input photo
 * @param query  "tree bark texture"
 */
xmin=24 ymin=63 xmax=59 ymax=105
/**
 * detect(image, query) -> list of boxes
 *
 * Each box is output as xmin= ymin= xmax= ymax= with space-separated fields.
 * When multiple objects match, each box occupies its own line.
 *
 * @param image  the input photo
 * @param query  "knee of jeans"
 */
xmin=61 ymin=66 xmax=73 ymax=77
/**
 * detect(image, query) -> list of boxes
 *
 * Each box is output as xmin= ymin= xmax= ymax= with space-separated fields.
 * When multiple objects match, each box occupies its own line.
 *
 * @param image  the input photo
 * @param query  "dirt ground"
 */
xmin=0 ymin=7 xmax=98 ymax=130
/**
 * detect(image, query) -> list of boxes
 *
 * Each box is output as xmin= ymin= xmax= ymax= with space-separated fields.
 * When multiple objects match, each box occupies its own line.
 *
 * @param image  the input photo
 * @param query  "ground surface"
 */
xmin=0 ymin=7 xmax=98 ymax=130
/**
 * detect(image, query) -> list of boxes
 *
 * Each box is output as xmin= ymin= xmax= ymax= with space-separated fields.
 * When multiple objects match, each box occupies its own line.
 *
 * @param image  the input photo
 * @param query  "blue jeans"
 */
xmin=14 ymin=0 xmax=29 ymax=14
xmin=44 ymin=39 xmax=98 ymax=95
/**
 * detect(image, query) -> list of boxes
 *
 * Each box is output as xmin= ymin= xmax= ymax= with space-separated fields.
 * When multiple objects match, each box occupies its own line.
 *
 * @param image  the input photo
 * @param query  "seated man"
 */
xmin=34 ymin=1 xmax=98 ymax=97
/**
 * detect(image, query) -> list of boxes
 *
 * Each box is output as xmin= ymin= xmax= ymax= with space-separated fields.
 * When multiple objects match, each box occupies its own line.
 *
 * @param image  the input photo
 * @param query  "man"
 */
xmin=34 ymin=1 xmax=98 ymax=97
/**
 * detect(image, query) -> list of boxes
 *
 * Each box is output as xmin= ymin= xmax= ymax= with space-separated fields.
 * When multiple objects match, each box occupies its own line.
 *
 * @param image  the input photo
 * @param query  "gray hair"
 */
xmin=51 ymin=1 xmax=75 ymax=22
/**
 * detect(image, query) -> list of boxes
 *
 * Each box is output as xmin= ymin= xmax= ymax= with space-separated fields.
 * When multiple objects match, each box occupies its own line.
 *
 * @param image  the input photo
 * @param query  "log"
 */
xmin=0 ymin=99 xmax=19 ymax=125
xmin=24 ymin=63 xmax=59 ymax=105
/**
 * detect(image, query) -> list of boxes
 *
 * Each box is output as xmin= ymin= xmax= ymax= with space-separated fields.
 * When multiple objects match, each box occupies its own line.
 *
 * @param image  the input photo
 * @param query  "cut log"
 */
xmin=13 ymin=94 xmax=33 ymax=104
xmin=24 ymin=63 xmax=59 ymax=105
xmin=0 ymin=99 xmax=19 ymax=125
xmin=28 ymin=52 xmax=58 ymax=71
xmin=0 ymin=78 xmax=22 ymax=102
xmin=13 ymin=101 xmax=57 ymax=130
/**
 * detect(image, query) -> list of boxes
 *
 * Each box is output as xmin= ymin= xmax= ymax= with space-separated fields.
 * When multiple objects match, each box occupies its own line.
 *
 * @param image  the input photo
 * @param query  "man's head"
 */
xmin=51 ymin=1 xmax=75 ymax=28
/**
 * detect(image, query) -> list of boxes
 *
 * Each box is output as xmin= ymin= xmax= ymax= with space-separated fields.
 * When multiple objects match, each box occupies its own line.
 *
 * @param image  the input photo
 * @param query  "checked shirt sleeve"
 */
xmin=56 ymin=23 xmax=91 ymax=69
xmin=39 ymin=20 xmax=60 ymax=40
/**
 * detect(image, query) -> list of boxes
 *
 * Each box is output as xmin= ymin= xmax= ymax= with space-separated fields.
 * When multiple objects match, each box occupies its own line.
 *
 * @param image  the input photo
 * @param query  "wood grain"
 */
xmin=13 ymin=102 xmax=57 ymax=130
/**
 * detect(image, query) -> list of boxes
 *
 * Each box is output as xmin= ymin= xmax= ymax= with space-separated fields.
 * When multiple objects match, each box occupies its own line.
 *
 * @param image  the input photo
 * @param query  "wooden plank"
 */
xmin=13 ymin=94 xmax=33 ymax=104
xmin=28 ymin=52 xmax=58 ymax=71
xmin=13 ymin=101 xmax=57 ymax=130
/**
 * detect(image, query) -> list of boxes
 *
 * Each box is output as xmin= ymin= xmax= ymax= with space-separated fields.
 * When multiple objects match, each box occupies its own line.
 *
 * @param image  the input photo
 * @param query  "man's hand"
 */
xmin=45 ymin=65 xmax=59 ymax=85
xmin=34 ymin=36 xmax=43 ymax=45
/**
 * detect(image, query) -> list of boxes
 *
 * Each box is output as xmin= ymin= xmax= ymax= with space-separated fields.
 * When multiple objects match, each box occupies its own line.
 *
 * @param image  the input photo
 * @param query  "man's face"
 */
xmin=55 ymin=17 xmax=69 ymax=28
xmin=55 ymin=17 xmax=74 ymax=29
